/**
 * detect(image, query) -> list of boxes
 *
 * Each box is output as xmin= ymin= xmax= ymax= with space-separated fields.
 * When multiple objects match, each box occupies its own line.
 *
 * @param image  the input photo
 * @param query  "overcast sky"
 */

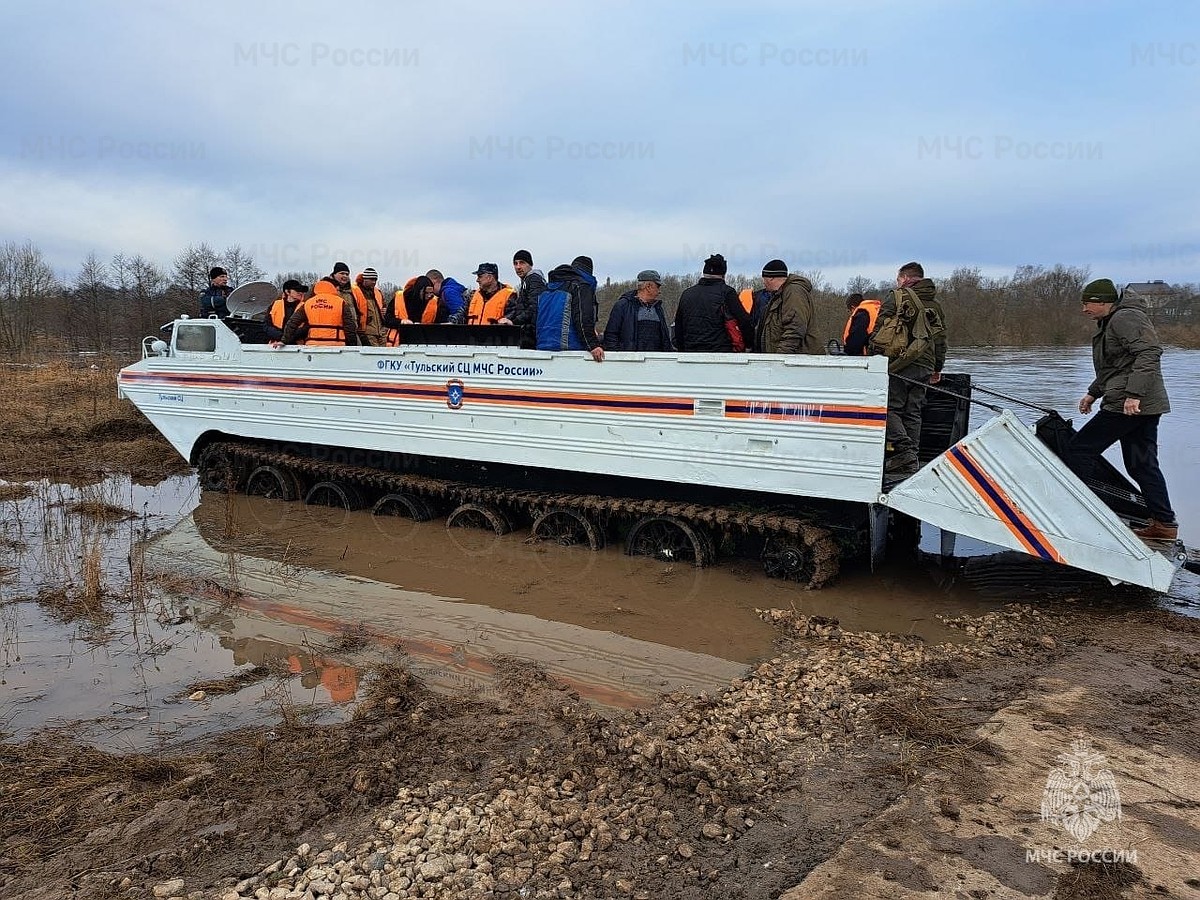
xmin=2 ymin=0 xmax=1197 ymax=289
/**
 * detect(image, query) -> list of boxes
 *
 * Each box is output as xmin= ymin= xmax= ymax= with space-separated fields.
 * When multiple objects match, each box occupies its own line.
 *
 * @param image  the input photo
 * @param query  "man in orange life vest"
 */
xmin=842 ymin=292 xmax=881 ymax=356
xmin=280 ymin=277 xmax=360 ymax=346
xmin=352 ymin=267 xmax=387 ymax=346
xmin=452 ymin=263 xmax=514 ymax=325
xmin=384 ymin=275 xmax=449 ymax=345
xmin=265 ymin=279 xmax=308 ymax=344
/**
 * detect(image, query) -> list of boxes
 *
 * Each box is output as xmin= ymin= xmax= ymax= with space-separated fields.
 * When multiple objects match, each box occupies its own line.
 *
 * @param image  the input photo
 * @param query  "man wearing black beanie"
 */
xmin=674 ymin=254 xmax=751 ymax=352
xmin=199 ymin=266 xmax=232 ymax=318
xmin=757 ymin=259 xmax=820 ymax=355
xmin=502 ymin=249 xmax=547 ymax=348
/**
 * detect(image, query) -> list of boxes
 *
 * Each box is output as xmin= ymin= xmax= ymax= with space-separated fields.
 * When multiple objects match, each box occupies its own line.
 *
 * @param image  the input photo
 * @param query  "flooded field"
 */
xmin=4 ymin=345 xmax=1198 ymax=752
xmin=1 ymin=475 xmax=998 ymax=749
xmin=2 ymin=350 xmax=1198 ymax=900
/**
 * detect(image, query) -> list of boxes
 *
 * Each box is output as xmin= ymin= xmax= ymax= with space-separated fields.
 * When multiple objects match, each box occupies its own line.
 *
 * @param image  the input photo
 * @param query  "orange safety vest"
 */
xmin=351 ymin=283 xmax=383 ymax=326
xmin=268 ymin=295 xmax=295 ymax=330
xmin=303 ymin=282 xmax=348 ymax=345
xmin=842 ymin=299 xmax=881 ymax=351
xmin=738 ymin=289 xmax=754 ymax=314
xmin=464 ymin=285 xmax=513 ymax=325
xmin=385 ymin=290 xmax=440 ymax=346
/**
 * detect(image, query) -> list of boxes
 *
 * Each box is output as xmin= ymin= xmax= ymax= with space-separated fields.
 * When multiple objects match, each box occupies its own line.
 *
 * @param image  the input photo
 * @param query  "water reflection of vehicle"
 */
xmin=215 ymin=632 xmax=360 ymax=704
xmin=120 ymin=319 xmax=1185 ymax=591
xmin=148 ymin=499 xmax=751 ymax=709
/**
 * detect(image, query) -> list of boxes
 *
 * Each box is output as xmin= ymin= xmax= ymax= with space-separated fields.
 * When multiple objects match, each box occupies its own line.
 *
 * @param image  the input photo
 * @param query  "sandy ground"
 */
xmin=2 ymin=364 xmax=1197 ymax=900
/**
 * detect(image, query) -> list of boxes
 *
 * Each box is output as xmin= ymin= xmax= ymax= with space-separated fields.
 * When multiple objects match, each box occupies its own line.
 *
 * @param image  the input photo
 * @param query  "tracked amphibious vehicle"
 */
xmin=118 ymin=309 xmax=1185 ymax=593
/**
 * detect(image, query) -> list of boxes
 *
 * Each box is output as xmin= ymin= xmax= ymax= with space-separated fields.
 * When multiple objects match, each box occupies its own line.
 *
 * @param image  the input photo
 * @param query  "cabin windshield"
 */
xmin=174 ymin=323 xmax=217 ymax=353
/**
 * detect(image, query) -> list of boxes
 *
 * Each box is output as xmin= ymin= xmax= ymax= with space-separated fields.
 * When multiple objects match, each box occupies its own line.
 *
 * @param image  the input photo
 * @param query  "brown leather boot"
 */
xmin=1133 ymin=519 xmax=1179 ymax=541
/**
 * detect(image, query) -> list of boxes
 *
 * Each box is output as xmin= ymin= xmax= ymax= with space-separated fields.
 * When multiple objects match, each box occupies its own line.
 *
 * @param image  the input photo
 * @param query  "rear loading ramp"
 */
xmin=882 ymin=410 xmax=1180 ymax=592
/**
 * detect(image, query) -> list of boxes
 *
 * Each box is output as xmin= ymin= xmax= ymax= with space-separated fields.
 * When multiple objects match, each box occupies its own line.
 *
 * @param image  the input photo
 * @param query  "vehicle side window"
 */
xmin=176 ymin=324 xmax=217 ymax=353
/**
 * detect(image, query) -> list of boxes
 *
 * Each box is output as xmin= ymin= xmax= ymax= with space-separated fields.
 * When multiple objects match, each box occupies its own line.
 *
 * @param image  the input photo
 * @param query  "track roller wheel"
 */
xmin=529 ymin=507 xmax=605 ymax=550
xmin=761 ymin=536 xmax=814 ymax=583
xmin=372 ymin=492 xmax=436 ymax=522
xmin=446 ymin=502 xmax=512 ymax=535
xmin=625 ymin=515 xmax=714 ymax=567
xmin=197 ymin=444 xmax=242 ymax=493
xmin=245 ymin=464 xmax=300 ymax=501
xmin=304 ymin=480 xmax=365 ymax=511
xmin=761 ymin=528 xmax=841 ymax=590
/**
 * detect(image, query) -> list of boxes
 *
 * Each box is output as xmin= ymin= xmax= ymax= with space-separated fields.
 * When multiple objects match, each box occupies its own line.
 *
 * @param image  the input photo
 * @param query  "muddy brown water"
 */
xmin=2 ymin=346 xmax=1197 ymax=749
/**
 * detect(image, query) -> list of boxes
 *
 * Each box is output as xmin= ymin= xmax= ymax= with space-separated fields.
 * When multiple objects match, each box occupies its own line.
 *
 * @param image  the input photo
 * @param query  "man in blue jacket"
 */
xmin=537 ymin=256 xmax=604 ymax=362
xmin=602 ymin=270 xmax=672 ymax=351
xmin=427 ymin=269 xmax=467 ymax=319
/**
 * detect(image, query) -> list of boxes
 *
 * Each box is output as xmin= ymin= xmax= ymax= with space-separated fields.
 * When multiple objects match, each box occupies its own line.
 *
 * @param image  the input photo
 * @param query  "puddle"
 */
xmin=4 ymin=467 xmax=1194 ymax=751
xmin=0 ymin=476 xmax=362 ymax=749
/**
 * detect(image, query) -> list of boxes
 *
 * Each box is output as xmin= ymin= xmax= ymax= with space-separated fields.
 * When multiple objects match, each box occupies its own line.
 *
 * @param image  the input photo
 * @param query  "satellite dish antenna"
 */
xmin=225 ymin=280 xmax=278 ymax=319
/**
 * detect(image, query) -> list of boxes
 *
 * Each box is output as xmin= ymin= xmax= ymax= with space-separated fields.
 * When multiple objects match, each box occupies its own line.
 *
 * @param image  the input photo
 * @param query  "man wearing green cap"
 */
xmin=1068 ymin=278 xmax=1178 ymax=540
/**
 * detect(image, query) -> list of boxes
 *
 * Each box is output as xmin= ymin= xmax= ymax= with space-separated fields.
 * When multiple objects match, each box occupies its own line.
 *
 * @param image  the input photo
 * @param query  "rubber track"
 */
xmin=212 ymin=441 xmax=841 ymax=588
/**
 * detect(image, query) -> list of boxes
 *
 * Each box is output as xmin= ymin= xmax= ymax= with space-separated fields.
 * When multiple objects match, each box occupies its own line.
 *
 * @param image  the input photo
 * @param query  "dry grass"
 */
xmin=0 ymin=360 xmax=187 ymax=481
xmin=872 ymin=696 xmax=1005 ymax=784
xmin=0 ymin=483 xmax=34 ymax=502
xmin=180 ymin=665 xmax=272 ymax=698
xmin=65 ymin=499 xmax=136 ymax=522
xmin=1053 ymin=859 xmax=1143 ymax=899
xmin=0 ymin=736 xmax=200 ymax=864
xmin=327 ymin=622 xmax=372 ymax=653
xmin=36 ymin=585 xmax=113 ymax=628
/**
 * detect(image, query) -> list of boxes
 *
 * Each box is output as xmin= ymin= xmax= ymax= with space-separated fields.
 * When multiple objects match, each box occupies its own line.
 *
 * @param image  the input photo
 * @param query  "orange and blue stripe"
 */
xmin=947 ymin=445 xmax=1064 ymax=563
xmin=119 ymin=371 xmax=693 ymax=415
xmin=121 ymin=370 xmax=890 ymax=427
xmin=726 ymin=400 xmax=887 ymax=427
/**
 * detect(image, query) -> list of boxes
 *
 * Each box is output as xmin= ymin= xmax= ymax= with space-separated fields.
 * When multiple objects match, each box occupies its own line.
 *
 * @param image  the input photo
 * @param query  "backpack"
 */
xmin=723 ymin=308 xmax=746 ymax=352
xmin=870 ymin=287 xmax=945 ymax=373
xmin=535 ymin=284 xmax=587 ymax=351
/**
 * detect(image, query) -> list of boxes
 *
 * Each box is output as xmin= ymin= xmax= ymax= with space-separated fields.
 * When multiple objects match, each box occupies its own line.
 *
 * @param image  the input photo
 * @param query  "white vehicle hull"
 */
xmin=119 ymin=320 xmax=1182 ymax=591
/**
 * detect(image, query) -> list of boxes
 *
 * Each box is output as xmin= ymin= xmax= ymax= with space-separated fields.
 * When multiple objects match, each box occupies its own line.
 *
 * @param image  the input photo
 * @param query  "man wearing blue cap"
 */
xmin=453 ymin=263 xmax=514 ymax=325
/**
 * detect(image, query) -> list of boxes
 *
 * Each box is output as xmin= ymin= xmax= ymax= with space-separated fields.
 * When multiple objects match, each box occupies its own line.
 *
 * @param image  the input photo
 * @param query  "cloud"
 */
xmin=1 ymin=0 xmax=1197 ymax=287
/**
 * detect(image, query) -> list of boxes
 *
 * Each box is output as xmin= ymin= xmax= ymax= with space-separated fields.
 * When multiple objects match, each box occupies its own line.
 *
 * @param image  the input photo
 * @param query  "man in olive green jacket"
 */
xmin=756 ymin=260 xmax=821 ymax=354
xmin=873 ymin=262 xmax=947 ymax=477
xmin=1067 ymin=278 xmax=1177 ymax=540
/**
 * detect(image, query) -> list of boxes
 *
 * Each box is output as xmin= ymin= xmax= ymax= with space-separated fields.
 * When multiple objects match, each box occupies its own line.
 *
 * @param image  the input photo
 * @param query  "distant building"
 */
xmin=1122 ymin=280 xmax=1176 ymax=309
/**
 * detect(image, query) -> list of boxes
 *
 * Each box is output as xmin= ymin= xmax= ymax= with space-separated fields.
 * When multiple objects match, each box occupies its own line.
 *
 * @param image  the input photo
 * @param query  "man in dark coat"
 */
xmin=757 ymin=260 xmax=820 ymax=354
xmin=1068 ymin=278 xmax=1177 ymax=540
xmin=501 ymin=249 xmax=547 ymax=348
xmin=198 ymin=266 xmax=232 ymax=318
xmin=602 ymin=270 xmax=672 ymax=351
xmin=674 ymin=254 xmax=751 ymax=352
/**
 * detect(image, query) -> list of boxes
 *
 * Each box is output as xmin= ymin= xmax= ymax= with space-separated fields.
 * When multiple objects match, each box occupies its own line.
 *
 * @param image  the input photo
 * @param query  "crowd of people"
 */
xmin=195 ymin=254 xmax=1177 ymax=534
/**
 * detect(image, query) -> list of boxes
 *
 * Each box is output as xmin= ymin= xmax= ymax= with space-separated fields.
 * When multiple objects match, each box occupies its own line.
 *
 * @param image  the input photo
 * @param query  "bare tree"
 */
xmin=71 ymin=252 xmax=116 ymax=351
xmin=0 ymin=240 xmax=60 ymax=352
xmin=172 ymin=242 xmax=219 ymax=293
xmin=845 ymin=275 xmax=874 ymax=296
xmin=127 ymin=255 xmax=168 ymax=341
xmin=223 ymin=244 xmax=265 ymax=286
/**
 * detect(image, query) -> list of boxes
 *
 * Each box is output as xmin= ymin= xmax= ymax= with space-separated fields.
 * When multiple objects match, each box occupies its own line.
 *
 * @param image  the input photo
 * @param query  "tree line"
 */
xmin=0 ymin=239 xmax=1196 ymax=356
